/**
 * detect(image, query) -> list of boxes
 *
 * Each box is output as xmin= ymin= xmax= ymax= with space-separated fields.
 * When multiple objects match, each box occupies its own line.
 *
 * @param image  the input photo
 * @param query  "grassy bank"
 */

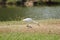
xmin=0 ymin=19 xmax=60 ymax=33
xmin=0 ymin=32 xmax=60 ymax=40
xmin=0 ymin=19 xmax=60 ymax=40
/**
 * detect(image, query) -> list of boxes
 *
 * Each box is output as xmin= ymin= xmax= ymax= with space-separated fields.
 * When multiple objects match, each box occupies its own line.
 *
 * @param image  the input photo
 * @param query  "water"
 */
xmin=0 ymin=6 xmax=60 ymax=21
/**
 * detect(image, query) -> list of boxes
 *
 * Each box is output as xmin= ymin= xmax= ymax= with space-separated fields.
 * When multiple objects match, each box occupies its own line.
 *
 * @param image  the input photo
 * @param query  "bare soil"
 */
xmin=0 ymin=21 xmax=60 ymax=34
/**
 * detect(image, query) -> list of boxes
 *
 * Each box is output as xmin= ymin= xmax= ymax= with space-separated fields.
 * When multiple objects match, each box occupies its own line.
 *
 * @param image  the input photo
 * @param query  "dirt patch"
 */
xmin=0 ymin=22 xmax=60 ymax=34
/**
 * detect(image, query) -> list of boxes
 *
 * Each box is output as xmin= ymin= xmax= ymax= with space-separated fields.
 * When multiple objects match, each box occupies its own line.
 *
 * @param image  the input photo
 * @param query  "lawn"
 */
xmin=0 ymin=32 xmax=60 ymax=40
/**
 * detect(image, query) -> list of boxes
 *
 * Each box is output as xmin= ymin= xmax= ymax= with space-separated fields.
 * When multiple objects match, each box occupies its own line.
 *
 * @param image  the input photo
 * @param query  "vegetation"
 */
xmin=7 ymin=0 xmax=60 ymax=2
xmin=0 ymin=0 xmax=60 ymax=40
xmin=0 ymin=32 xmax=60 ymax=40
xmin=0 ymin=0 xmax=60 ymax=2
xmin=0 ymin=7 xmax=25 ymax=21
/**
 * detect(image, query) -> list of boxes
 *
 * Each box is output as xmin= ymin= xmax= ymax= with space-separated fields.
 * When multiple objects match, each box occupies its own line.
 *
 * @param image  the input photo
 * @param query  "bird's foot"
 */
xmin=26 ymin=25 xmax=32 ymax=28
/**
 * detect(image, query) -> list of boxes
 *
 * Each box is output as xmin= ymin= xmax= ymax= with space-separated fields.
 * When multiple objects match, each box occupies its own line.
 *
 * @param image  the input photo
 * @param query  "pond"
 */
xmin=0 ymin=6 xmax=60 ymax=21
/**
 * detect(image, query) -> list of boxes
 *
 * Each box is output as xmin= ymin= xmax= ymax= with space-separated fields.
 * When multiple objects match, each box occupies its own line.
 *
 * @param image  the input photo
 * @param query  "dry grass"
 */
xmin=0 ymin=19 xmax=60 ymax=34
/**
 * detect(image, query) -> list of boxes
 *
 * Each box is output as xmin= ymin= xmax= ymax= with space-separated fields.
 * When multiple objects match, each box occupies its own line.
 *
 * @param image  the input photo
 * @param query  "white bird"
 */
xmin=22 ymin=18 xmax=40 ymax=28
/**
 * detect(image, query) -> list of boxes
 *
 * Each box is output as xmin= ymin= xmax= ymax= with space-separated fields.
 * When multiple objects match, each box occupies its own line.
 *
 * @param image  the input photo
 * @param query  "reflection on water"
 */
xmin=23 ymin=6 xmax=60 ymax=20
xmin=0 ymin=6 xmax=60 ymax=21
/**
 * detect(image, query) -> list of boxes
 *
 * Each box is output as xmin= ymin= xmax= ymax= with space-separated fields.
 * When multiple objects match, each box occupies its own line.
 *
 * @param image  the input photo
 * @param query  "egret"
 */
xmin=22 ymin=18 xmax=40 ymax=28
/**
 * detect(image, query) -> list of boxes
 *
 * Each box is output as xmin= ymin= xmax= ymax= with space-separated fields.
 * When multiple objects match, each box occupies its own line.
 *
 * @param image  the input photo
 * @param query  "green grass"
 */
xmin=0 ymin=32 xmax=60 ymax=40
xmin=7 ymin=0 xmax=60 ymax=2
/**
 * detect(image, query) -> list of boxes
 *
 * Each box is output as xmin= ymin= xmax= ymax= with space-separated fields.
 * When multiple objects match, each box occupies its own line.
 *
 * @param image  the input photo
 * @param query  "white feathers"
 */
xmin=22 ymin=18 xmax=40 ymax=28
xmin=23 ymin=18 xmax=33 ymax=22
xmin=23 ymin=18 xmax=39 ymax=24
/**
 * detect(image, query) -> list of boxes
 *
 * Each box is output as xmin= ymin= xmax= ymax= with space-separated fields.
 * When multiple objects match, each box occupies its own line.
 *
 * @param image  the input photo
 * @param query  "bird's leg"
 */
xmin=26 ymin=24 xmax=32 ymax=28
xmin=26 ymin=24 xmax=29 ymax=27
